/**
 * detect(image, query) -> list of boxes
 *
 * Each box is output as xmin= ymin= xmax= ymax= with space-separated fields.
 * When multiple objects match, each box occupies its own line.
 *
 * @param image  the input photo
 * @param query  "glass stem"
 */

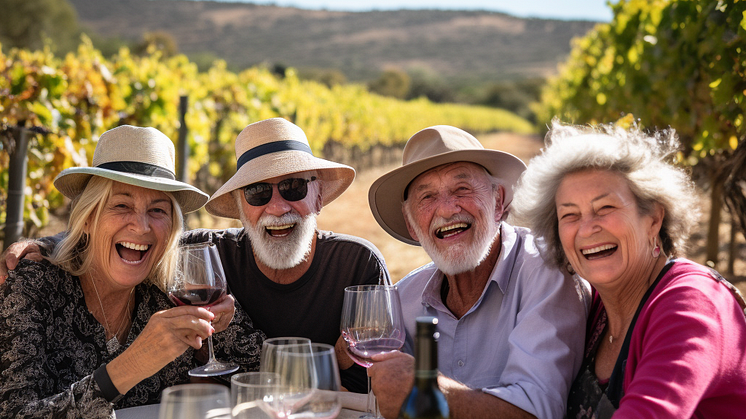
xmin=206 ymin=322 xmax=217 ymax=364
xmin=367 ymin=375 xmax=374 ymax=414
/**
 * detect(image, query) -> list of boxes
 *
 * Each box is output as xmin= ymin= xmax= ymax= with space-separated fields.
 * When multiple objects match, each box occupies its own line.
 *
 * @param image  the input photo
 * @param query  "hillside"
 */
xmin=68 ymin=0 xmax=598 ymax=83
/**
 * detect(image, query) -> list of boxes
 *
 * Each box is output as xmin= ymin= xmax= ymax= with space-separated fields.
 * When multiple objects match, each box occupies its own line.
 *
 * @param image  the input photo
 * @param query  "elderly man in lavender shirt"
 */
xmin=364 ymin=125 xmax=588 ymax=419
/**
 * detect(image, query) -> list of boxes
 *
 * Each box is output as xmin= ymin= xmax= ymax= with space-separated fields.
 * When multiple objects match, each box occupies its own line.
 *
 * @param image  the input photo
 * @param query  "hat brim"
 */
xmin=205 ymin=150 xmax=355 ymax=219
xmin=54 ymin=168 xmax=209 ymax=214
xmin=368 ymin=149 xmax=526 ymax=246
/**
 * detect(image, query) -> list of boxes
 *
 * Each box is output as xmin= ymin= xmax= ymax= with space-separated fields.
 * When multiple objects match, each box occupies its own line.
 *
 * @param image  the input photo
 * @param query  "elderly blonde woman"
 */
xmin=0 ymin=126 xmax=264 ymax=418
xmin=512 ymin=120 xmax=746 ymax=418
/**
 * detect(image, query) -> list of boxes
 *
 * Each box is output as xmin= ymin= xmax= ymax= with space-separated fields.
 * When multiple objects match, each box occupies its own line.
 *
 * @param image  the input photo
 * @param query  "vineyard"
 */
xmin=0 ymin=38 xmax=534 ymax=239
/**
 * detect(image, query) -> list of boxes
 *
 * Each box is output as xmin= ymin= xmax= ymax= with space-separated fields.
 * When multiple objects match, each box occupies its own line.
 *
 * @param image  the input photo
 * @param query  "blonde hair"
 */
xmin=49 ymin=177 xmax=184 ymax=291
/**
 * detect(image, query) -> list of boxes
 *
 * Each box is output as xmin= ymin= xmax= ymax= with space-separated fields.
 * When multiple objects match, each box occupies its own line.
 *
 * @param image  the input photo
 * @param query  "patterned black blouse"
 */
xmin=0 ymin=259 xmax=265 ymax=418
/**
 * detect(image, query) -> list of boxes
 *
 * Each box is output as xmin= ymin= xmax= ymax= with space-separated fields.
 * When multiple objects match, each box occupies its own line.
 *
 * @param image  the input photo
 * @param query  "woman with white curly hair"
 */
xmin=512 ymin=119 xmax=746 ymax=419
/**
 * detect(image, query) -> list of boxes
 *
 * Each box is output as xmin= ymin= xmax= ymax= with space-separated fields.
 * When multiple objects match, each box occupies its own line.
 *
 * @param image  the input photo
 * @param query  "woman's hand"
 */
xmin=208 ymin=294 xmax=235 ymax=333
xmin=106 ymin=305 xmax=216 ymax=394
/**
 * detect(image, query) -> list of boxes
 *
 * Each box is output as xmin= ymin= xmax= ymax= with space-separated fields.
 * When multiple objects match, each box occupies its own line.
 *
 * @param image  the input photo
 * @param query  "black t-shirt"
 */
xmin=182 ymin=228 xmax=391 ymax=393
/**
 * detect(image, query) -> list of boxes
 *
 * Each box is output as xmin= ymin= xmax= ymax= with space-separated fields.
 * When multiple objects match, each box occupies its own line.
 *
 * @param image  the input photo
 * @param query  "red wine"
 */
xmin=399 ymin=316 xmax=449 ymax=419
xmin=344 ymin=337 xmax=404 ymax=368
xmin=169 ymin=286 xmax=225 ymax=307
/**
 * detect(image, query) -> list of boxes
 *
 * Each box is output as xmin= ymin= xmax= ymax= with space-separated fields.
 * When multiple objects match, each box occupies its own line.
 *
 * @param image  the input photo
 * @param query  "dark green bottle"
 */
xmin=398 ymin=316 xmax=449 ymax=419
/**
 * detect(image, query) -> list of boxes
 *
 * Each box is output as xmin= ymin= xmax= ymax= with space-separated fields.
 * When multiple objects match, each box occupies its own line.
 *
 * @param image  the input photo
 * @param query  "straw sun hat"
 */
xmin=368 ymin=125 xmax=527 ymax=246
xmin=205 ymin=118 xmax=356 ymax=219
xmin=54 ymin=125 xmax=209 ymax=213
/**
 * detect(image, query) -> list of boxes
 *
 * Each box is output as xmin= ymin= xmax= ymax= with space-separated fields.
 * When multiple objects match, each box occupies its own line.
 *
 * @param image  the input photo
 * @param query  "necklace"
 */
xmin=89 ymin=277 xmax=134 ymax=353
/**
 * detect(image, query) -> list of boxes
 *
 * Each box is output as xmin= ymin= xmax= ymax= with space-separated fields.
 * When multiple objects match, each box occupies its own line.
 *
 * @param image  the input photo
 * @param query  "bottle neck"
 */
xmin=414 ymin=330 xmax=438 ymax=380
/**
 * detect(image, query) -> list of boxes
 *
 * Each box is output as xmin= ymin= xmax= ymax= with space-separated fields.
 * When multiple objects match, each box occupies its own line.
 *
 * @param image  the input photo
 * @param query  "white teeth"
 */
xmin=119 ymin=242 xmax=149 ymax=252
xmin=582 ymin=244 xmax=616 ymax=255
xmin=266 ymin=224 xmax=295 ymax=230
xmin=437 ymin=223 xmax=469 ymax=234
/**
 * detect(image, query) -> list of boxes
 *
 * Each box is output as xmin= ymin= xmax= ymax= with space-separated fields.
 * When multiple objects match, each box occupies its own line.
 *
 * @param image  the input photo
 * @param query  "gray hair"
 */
xmin=512 ymin=119 xmax=700 ymax=268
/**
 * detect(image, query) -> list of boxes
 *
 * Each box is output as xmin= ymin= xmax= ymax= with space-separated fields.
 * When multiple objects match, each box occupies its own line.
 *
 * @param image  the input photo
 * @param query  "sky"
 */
xmin=229 ymin=0 xmax=615 ymax=22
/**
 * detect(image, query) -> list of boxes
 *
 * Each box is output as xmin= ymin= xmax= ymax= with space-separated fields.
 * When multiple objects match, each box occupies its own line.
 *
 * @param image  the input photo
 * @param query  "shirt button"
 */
xmin=458 ymin=360 xmax=464 ymax=367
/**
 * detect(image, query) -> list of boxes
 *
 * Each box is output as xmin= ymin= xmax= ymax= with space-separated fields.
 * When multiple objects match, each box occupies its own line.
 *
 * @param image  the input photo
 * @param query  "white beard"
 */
xmin=242 ymin=211 xmax=317 ymax=270
xmin=407 ymin=210 xmax=500 ymax=276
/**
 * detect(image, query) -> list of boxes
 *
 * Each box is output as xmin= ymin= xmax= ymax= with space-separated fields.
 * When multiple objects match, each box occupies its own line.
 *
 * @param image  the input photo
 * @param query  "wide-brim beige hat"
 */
xmin=369 ymin=125 xmax=527 ymax=246
xmin=205 ymin=118 xmax=356 ymax=219
xmin=54 ymin=125 xmax=209 ymax=214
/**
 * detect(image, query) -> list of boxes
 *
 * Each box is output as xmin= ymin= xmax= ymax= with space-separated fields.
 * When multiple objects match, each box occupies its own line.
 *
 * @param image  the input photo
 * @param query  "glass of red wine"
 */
xmin=340 ymin=285 xmax=405 ymax=419
xmin=168 ymin=243 xmax=239 ymax=377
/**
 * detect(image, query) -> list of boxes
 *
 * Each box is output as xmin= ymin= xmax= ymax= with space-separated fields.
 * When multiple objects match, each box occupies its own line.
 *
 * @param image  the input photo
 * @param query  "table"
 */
xmin=115 ymin=391 xmax=369 ymax=418
xmin=116 ymin=405 xmax=364 ymax=419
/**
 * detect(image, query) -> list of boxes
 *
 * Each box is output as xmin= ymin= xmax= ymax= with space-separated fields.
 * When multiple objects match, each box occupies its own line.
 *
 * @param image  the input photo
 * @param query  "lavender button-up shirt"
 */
xmin=397 ymin=223 xmax=588 ymax=419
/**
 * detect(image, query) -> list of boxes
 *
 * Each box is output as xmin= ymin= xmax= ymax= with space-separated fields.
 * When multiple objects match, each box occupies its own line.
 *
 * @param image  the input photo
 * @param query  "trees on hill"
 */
xmin=537 ymin=0 xmax=746 ymax=271
xmin=0 ymin=0 xmax=80 ymax=53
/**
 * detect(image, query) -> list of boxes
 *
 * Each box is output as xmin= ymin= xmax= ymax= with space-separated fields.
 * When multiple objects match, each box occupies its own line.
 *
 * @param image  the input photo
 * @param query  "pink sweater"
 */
xmin=614 ymin=259 xmax=746 ymax=418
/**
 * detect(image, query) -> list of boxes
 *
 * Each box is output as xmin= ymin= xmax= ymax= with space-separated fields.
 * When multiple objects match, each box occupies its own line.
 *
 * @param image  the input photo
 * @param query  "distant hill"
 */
xmin=68 ymin=0 xmax=598 ymax=83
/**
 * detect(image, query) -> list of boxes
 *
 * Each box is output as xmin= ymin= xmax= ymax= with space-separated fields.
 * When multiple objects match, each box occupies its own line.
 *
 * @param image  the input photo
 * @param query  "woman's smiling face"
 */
xmin=88 ymin=181 xmax=173 ymax=289
xmin=555 ymin=169 xmax=660 ymax=287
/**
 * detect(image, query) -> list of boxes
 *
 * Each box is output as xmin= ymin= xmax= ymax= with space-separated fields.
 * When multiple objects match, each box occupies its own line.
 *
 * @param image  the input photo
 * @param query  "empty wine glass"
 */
xmin=340 ymin=285 xmax=405 ymax=419
xmin=259 ymin=337 xmax=312 ymax=373
xmin=231 ymin=372 xmax=280 ymax=419
xmin=168 ymin=243 xmax=239 ymax=377
xmin=277 ymin=343 xmax=342 ymax=419
xmin=261 ymin=343 xmax=319 ymax=418
xmin=158 ymin=383 xmax=230 ymax=419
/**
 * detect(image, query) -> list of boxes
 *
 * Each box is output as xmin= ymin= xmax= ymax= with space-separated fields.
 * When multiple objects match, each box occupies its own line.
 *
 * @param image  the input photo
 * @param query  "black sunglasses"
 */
xmin=243 ymin=177 xmax=317 ymax=207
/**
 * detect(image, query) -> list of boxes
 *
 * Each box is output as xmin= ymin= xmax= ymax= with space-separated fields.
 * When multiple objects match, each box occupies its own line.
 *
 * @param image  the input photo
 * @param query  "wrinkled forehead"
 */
xmin=407 ymin=161 xmax=489 ymax=194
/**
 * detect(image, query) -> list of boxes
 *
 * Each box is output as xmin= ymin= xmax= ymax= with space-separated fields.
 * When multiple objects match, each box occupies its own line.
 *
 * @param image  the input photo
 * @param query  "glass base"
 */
xmin=188 ymin=361 xmax=239 ymax=377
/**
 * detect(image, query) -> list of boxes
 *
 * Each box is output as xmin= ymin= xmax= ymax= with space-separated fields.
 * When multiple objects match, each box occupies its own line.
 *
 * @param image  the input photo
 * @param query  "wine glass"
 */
xmin=261 ymin=343 xmax=319 ymax=418
xmin=260 ymin=343 xmax=341 ymax=419
xmin=340 ymin=285 xmax=405 ymax=419
xmin=231 ymin=372 xmax=280 ymax=419
xmin=168 ymin=243 xmax=239 ymax=377
xmin=277 ymin=343 xmax=342 ymax=419
xmin=260 ymin=337 xmax=313 ymax=374
xmin=158 ymin=383 xmax=230 ymax=419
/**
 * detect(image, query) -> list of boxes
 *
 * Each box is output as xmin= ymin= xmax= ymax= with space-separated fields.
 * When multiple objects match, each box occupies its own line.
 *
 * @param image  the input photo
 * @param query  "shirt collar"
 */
xmin=420 ymin=222 xmax=521 ymax=308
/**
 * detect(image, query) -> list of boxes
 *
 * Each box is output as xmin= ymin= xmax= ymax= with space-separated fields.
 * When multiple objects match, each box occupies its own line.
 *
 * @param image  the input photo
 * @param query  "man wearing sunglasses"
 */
xmin=1 ymin=118 xmax=390 ymax=393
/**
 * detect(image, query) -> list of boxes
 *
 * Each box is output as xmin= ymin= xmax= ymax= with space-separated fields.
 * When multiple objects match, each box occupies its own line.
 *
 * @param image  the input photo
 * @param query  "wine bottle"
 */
xmin=398 ymin=316 xmax=449 ymax=419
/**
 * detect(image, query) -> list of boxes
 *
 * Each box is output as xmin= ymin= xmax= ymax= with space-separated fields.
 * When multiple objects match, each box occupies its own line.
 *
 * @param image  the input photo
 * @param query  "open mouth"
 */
xmin=434 ymin=222 xmax=471 ymax=239
xmin=581 ymin=244 xmax=618 ymax=260
xmin=116 ymin=241 xmax=151 ymax=263
xmin=265 ymin=223 xmax=296 ymax=237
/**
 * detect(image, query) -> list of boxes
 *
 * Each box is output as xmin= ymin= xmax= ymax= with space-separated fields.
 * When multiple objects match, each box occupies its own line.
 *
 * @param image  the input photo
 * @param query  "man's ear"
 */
xmin=402 ymin=204 xmax=419 ymax=242
xmin=313 ymin=186 xmax=323 ymax=214
xmin=494 ymin=184 xmax=506 ymax=222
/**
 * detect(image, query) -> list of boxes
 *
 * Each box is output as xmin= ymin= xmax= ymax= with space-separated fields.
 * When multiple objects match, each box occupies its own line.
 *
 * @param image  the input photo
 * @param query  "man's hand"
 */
xmin=335 ymin=335 xmax=355 ymax=370
xmin=0 ymin=240 xmax=42 ymax=284
xmin=368 ymin=351 xmax=415 ymax=419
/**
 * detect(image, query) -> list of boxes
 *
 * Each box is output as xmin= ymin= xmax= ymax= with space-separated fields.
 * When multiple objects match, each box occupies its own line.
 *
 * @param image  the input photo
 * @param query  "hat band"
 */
xmin=97 ymin=161 xmax=176 ymax=180
xmin=236 ymin=140 xmax=313 ymax=170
